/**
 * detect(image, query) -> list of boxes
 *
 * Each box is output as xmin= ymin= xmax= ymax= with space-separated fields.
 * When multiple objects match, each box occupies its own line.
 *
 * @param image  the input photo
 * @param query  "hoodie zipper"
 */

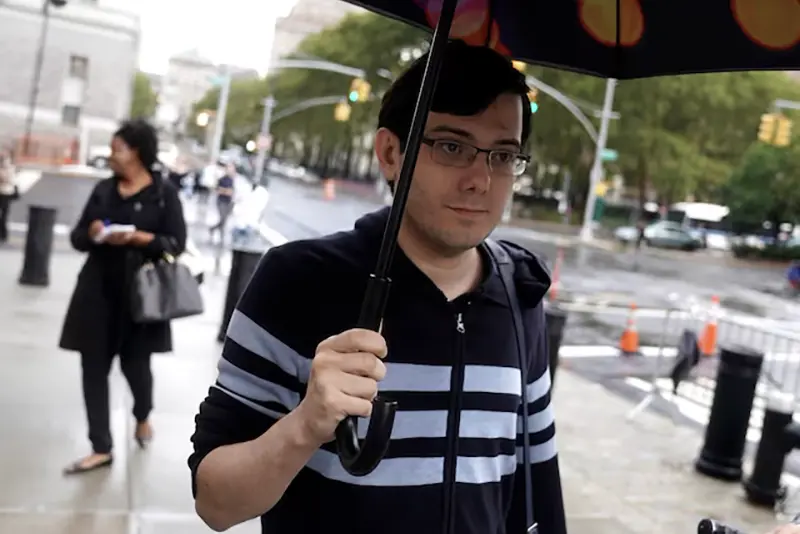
xmin=442 ymin=309 xmax=467 ymax=534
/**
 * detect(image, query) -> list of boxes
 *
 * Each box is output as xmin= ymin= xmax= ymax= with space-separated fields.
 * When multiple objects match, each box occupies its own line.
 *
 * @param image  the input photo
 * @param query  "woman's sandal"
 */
xmin=63 ymin=455 xmax=113 ymax=476
xmin=134 ymin=423 xmax=153 ymax=449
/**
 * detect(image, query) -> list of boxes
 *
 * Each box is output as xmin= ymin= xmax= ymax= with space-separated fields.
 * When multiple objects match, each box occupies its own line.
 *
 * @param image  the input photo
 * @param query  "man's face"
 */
xmin=377 ymin=92 xmax=524 ymax=256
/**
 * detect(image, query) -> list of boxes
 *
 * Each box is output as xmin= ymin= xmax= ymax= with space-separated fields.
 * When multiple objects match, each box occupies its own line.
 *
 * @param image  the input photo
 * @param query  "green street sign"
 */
xmin=601 ymin=148 xmax=618 ymax=162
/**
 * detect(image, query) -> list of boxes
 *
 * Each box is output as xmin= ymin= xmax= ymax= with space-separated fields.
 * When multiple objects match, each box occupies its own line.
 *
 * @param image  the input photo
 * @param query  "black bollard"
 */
xmin=217 ymin=247 xmax=266 ymax=342
xmin=744 ymin=392 xmax=800 ymax=506
xmin=545 ymin=306 xmax=568 ymax=386
xmin=695 ymin=345 xmax=764 ymax=481
xmin=19 ymin=205 xmax=57 ymax=287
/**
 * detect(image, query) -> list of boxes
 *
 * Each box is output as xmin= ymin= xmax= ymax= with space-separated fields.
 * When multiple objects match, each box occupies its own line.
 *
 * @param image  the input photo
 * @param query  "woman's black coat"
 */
xmin=59 ymin=175 xmax=187 ymax=356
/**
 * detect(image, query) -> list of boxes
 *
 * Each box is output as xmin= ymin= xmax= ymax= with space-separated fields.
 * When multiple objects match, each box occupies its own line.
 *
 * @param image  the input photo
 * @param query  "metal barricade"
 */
xmin=555 ymin=296 xmax=800 ymax=433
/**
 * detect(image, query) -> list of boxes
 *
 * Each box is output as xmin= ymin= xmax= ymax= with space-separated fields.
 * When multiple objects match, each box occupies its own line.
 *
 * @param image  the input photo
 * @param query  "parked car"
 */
xmin=88 ymin=145 xmax=111 ymax=168
xmin=614 ymin=221 xmax=703 ymax=251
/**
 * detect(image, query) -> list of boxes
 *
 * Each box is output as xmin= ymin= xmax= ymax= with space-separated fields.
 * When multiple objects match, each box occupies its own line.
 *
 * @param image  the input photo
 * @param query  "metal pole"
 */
xmin=560 ymin=169 xmax=572 ymax=224
xmin=579 ymin=78 xmax=617 ymax=242
xmin=23 ymin=0 xmax=52 ymax=155
xmin=253 ymin=96 xmax=276 ymax=186
xmin=210 ymin=69 xmax=231 ymax=164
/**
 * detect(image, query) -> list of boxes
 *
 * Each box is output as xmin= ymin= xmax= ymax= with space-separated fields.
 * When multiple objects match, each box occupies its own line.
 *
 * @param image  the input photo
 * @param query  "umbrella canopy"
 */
xmin=343 ymin=0 xmax=800 ymax=79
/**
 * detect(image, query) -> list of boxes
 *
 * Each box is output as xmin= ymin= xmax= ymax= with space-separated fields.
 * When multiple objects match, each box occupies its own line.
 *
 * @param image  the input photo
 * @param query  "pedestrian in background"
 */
xmin=0 ymin=149 xmax=18 ymax=243
xmin=208 ymin=162 xmax=236 ymax=243
xmin=59 ymin=119 xmax=187 ymax=475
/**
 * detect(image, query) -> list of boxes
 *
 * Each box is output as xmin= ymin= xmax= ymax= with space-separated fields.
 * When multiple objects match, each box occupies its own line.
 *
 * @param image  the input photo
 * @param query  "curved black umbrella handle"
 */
xmin=335 ymin=274 xmax=398 ymax=476
xmin=335 ymin=396 xmax=398 ymax=476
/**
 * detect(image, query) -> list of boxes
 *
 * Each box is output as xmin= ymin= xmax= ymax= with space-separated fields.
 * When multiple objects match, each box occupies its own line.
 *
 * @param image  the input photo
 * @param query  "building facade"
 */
xmin=0 ymin=0 xmax=140 ymax=160
xmin=269 ymin=0 xmax=364 ymax=71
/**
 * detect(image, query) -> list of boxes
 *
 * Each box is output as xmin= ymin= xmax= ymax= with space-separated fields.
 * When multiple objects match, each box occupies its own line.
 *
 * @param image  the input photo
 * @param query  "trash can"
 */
xmin=695 ymin=345 xmax=764 ymax=481
xmin=19 ymin=205 xmax=58 ymax=287
xmin=217 ymin=228 xmax=271 ymax=342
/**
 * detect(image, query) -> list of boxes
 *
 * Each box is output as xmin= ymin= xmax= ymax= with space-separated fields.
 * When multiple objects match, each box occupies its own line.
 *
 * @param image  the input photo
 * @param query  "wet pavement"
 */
xmin=0 ymin=248 xmax=261 ymax=534
xmin=0 ymin=246 xmax=789 ymax=534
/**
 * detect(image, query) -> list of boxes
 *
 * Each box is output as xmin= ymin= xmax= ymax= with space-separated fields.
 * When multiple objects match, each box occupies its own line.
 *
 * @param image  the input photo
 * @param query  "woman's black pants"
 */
xmin=80 ymin=345 xmax=153 ymax=454
xmin=0 ymin=194 xmax=10 ymax=242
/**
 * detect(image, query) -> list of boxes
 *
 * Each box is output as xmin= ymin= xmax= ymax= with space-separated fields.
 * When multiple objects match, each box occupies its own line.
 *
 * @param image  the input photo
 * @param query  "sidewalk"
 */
xmin=0 ymin=247 xmax=780 ymax=534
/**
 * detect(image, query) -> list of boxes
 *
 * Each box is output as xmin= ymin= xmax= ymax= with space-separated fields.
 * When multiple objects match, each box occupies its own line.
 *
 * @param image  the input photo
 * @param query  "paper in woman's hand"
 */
xmin=93 ymin=224 xmax=136 ymax=243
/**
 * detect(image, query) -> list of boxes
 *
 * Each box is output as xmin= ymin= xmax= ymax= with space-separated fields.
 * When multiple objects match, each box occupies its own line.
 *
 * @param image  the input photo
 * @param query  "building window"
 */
xmin=69 ymin=55 xmax=89 ymax=80
xmin=62 ymin=105 xmax=81 ymax=126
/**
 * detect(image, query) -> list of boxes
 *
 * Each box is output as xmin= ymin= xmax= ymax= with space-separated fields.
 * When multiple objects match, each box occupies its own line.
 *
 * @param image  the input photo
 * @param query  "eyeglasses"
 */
xmin=421 ymin=138 xmax=530 ymax=177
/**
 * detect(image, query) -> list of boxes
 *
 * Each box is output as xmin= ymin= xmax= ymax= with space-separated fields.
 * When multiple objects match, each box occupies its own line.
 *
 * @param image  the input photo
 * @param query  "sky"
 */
xmin=106 ymin=0 xmax=297 ymax=75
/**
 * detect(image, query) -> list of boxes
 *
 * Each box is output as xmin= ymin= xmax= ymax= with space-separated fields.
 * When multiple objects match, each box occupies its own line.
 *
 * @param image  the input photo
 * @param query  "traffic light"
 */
xmin=349 ymin=78 xmax=371 ymax=103
xmin=334 ymin=101 xmax=351 ymax=122
xmin=774 ymin=115 xmax=793 ymax=147
xmin=758 ymin=113 xmax=778 ymax=143
xmin=528 ymin=88 xmax=539 ymax=113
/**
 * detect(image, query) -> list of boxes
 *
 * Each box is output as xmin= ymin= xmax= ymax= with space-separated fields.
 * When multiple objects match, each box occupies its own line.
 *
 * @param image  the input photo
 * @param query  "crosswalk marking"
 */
xmin=558 ymin=344 xmax=799 ymax=362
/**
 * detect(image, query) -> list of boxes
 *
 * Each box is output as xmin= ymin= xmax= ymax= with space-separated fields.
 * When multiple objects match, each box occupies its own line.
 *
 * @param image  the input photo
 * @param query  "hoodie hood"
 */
xmin=353 ymin=207 xmax=551 ymax=310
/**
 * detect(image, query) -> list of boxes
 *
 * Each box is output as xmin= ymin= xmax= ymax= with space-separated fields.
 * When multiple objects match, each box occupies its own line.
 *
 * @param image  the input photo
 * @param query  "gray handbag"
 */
xmin=131 ymin=253 xmax=204 ymax=323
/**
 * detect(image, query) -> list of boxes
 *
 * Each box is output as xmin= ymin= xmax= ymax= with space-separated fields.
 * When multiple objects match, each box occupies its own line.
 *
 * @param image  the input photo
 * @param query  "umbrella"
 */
xmin=333 ymin=0 xmax=800 ymax=478
xmin=345 ymin=0 xmax=800 ymax=80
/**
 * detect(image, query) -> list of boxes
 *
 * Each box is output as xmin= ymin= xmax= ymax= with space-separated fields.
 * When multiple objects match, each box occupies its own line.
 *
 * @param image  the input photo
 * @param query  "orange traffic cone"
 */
xmin=548 ymin=248 xmax=564 ymax=301
xmin=619 ymin=303 xmax=640 ymax=357
xmin=323 ymin=179 xmax=336 ymax=200
xmin=699 ymin=295 xmax=720 ymax=357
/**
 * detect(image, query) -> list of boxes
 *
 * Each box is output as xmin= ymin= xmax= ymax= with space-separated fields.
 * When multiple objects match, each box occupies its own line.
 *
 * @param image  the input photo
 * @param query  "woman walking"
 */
xmin=60 ymin=119 xmax=187 ymax=474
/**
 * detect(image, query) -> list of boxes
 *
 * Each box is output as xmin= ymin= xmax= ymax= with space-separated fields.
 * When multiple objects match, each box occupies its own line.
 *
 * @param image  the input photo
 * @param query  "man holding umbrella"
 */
xmin=187 ymin=21 xmax=800 ymax=534
xmin=189 ymin=41 xmax=565 ymax=534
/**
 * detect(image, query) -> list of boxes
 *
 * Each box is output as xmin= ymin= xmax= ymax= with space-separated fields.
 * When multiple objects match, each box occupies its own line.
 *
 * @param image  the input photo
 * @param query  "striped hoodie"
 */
xmin=189 ymin=208 xmax=566 ymax=534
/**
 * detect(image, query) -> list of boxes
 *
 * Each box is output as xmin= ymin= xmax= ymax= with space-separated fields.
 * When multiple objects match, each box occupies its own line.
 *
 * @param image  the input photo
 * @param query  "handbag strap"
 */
xmin=484 ymin=239 xmax=537 ymax=534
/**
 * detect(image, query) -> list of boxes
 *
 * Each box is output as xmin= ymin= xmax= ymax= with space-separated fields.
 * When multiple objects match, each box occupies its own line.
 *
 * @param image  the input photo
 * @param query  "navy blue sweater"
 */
xmin=189 ymin=208 xmax=567 ymax=534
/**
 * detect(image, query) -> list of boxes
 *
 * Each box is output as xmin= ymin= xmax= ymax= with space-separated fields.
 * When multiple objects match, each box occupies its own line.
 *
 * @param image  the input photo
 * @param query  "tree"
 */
xmin=188 ymin=12 xmax=426 ymax=175
xmin=724 ymin=142 xmax=800 ymax=234
xmin=606 ymin=71 xmax=800 ymax=206
xmin=129 ymin=72 xmax=158 ymax=119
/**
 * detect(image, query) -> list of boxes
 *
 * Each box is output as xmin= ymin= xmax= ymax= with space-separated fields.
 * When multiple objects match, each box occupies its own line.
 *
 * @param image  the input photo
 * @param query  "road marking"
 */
xmin=8 ymin=221 xmax=70 ymax=235
xmin=560 ymin=344 xmax=800 ymax=362
xmin=559 ymin=345 xmax=679 ymax=359
xmin=14 ymin=169 xmax=42 ymax=194
xmin=258 ymin=223 xmax=288 ymax=246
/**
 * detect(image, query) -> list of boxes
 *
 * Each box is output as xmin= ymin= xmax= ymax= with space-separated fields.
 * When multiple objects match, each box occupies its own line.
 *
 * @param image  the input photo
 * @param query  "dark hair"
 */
xmin=378 ymin=40 xmax=532 ymax=151
xmin=114 ymin=119 xmax=159 ymax=169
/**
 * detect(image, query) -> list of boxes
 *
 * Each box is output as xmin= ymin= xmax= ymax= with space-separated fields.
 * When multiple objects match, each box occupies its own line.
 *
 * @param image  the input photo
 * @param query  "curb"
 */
xmin=21 ymin=165 xmax=111 ymax=180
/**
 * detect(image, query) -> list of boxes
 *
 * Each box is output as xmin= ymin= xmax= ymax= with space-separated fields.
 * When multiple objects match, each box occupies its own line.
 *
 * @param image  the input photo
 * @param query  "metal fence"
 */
xmin=557 ymin=297 xmax=800 ymax=433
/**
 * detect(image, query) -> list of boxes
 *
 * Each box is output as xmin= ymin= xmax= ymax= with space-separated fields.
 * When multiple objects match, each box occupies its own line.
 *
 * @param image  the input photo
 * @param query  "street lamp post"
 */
xmin=253 ymin=96 xmax=276 ymax=186
xmin=209 ymin=68 xmax=231 ymax=164
xmin=579 ymin=78 xmax=617 ymax=242
xmin=23 ymin=0 xmax=67 ymax=156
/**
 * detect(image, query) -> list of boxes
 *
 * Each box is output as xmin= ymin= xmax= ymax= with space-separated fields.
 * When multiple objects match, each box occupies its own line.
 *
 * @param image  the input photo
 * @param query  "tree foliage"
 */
xmin=192 ymin=9 xmax=800 ymax=205
xmin=723 ymin=142 xmax=800 ymax=232
xmin=129 ymin=71 xmax=158 ymax=120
